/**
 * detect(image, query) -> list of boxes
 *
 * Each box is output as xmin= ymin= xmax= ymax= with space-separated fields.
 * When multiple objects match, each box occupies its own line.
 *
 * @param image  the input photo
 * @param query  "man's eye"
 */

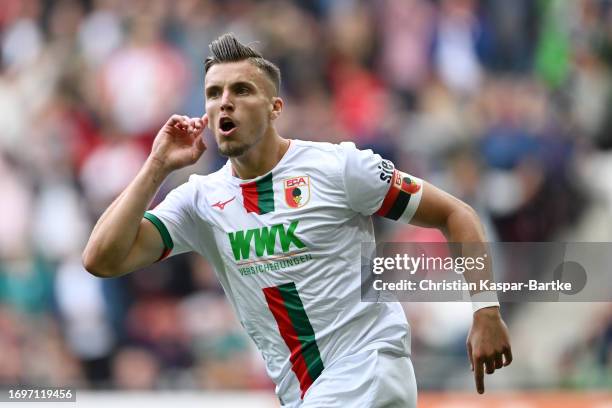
xmin=237 ymin=87 xmax=249 ymax=95
xmin=207 ymin=90 xmax=220 ymax=98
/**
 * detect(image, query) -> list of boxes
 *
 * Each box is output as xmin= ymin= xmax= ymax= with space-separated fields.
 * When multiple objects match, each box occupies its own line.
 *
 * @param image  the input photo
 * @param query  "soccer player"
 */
xmin=83 ymin=34 xmax=512 ymax=407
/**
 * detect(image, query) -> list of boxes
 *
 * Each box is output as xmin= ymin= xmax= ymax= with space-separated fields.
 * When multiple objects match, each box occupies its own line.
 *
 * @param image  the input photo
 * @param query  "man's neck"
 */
xmin=230 ymin=131 xmax=290 ymax=180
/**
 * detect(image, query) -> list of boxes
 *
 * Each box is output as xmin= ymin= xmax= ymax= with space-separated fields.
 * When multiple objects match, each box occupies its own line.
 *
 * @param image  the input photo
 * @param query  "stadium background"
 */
xmin=0 ymin=0 xmax=611 ymax=406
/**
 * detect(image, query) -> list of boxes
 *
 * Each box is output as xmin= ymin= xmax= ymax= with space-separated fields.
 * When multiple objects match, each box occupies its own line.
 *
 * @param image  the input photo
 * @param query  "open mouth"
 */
xmin=219 ymin=117 xmax=236 ymax=133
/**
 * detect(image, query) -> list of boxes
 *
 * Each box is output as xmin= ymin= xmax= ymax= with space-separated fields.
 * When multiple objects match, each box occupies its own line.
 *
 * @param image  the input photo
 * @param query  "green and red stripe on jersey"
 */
xmin=241 ymin=172 xmax=275 ymax=214
xmin=143 ymin=212 xmax=174 ymax=261
xmin=376 ymin=169 xmax=422 ymax=221
xmin=263 ymin=282 xmax=324 ymax=399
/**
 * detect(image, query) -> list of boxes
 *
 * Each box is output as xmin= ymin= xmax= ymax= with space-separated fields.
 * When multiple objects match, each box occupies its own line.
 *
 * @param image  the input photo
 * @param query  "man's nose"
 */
xmin=220 ymin=90 xmax=234 ymax=112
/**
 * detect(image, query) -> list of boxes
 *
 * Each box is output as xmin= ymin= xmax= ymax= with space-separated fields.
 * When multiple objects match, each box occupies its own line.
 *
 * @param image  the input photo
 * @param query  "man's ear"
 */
xmin=270 ymin=97 xmax=283 ymax=120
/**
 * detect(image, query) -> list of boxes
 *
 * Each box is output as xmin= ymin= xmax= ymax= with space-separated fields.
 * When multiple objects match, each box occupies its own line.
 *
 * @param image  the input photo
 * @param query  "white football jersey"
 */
xmin=145 ymin=139 xmax=424 ymax=404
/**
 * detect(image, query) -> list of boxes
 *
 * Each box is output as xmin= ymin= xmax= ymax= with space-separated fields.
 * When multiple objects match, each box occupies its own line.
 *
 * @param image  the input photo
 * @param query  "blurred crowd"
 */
xmin=0 ymin=0 xmax=611 ymax=392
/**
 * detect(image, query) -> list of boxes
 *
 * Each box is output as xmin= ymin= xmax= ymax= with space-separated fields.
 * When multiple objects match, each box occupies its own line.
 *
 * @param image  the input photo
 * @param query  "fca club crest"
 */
xmin=284 ymin=176 xmax=311 ymax=208
xmin=400 ymin=176 xmax=421 ymax=194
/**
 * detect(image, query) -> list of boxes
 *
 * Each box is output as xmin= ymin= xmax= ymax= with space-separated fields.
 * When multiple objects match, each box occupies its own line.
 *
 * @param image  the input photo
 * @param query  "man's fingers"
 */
xmin=188 ymin=118 xmax=200 ymax=133
xmin=194 ymin=133 xmax=206 ymax=153
xmin=182 ymin=115 xmax=193 ymax=132
xmin=474 ymin=359 xmax=485 ymax=394
xmin=167 ymin=114 xmax=184 ymax=128
xmin=167 ymin=115 xmax=190 ymax=130
xmin=166 ymin=115 xmax=211 ymax=135
xmin=503 ymin=346 xmax=513 ymax=366
xmin=180 ymin=115 xmax=189 ymax=129
xmin=484 ymin=358 xmax=495 ymax=374
xmin=467 ymin=342 xmax=474 ymax=371
xmin=494 ymin=353 xmax=504 ymax=370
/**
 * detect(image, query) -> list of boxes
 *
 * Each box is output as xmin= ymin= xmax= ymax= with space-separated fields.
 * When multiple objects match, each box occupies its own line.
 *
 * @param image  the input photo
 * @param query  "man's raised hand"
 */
xmin=150 ymin=114 xmax=208 ymax=174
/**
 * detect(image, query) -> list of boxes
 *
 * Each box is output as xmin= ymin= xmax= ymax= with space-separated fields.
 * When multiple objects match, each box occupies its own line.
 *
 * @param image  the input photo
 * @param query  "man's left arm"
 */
xmin=339 ymin=145 xmax=512 ymax=393
xmin=409 ymin=180 xmax=513 ymax=394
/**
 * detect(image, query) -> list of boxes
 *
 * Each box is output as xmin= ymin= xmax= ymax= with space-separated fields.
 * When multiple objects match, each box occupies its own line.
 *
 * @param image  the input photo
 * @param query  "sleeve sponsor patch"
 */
xmin=378 ymin=159 xmax=395 ymax=184
xmin=375 ymin=169 xmax=423 ymax=223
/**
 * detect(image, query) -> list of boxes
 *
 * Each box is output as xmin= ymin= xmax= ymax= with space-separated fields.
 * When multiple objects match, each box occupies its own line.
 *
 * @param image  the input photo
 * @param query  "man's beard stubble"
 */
xmin=217 ymin=141 xmax=251 ymax=158
xmin=216 ymin=131 xmax=264 ymax=158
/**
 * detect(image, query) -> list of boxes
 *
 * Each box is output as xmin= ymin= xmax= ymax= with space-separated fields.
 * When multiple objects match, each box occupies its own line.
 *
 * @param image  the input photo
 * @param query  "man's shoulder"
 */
xmin=291 ymin=139 xmax=362 ymax=168
xmin=287 ymin=140 xmax=348 ymax=179
xmin=292 ymin=139 xmax=358 ymax=156
xmin=178 ymin=164 xmax=232 ymax=199
xmin=292 ymin=139 xmax=340 ymax=152
xmin=292 ymin=139 xmax=367 ymax=161
xmin=187 ymin=163 xmax=229 ymax=184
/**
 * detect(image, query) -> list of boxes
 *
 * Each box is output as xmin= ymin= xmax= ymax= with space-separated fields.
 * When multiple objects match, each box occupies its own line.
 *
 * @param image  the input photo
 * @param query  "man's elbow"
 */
xmin=456 ymin=201 xmax=480 ymax=222
xmin=82 ymin=250 xmax=115 ymax=278
xmin=443 ymin=201 xmax=486 ymax=241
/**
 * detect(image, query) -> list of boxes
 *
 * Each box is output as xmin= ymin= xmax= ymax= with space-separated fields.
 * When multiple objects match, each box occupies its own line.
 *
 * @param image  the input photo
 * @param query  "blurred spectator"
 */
xmin=433 ymin=0 xmax=483 ymax=95
xmin=112 ymin=347 xmax=160 ymax=390
xmin=55 ymin=255 xmax=115 ymax=387
xmin=96 ymin=14 xmax=188 ymax=136
xmin=377 ymin=0 xmax=435 ymax=105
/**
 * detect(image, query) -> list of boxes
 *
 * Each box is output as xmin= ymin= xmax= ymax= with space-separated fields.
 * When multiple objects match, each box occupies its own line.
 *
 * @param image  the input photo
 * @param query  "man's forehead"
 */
xmin=205 ymin=60 xmax=272 ymax=90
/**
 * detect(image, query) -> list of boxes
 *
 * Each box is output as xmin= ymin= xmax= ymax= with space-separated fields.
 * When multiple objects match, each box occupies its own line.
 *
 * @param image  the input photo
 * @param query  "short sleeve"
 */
xmin=144 ymin=178 xmax=200 ymax=261
xmin=340 ymin=142 xmax=424 ymax=223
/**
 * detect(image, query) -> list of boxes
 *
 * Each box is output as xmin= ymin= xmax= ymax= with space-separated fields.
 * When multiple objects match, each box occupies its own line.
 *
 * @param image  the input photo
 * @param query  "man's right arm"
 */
xmin=82 ymin=114 xmax=207 ymax=278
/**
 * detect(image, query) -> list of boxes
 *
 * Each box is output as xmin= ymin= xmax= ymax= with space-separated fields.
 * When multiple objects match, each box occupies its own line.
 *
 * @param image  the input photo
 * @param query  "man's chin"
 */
xmin=217 ymin=141 xmax=251 ymax=158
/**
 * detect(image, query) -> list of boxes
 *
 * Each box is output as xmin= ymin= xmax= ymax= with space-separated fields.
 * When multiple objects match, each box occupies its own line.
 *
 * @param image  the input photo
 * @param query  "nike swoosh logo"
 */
xmin=212 ymin=196 xmax=236 ymax=210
